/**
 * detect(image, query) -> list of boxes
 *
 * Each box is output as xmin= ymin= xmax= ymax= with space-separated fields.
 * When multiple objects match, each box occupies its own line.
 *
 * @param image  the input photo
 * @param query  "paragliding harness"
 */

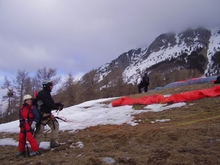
xmin=36 ymin=100 xmax=66 ymax=130
xmin=19 ymin=106 xmax=35 ymax=157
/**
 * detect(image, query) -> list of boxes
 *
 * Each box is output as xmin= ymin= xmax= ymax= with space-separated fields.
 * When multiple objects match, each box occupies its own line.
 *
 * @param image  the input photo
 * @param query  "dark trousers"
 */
xmin=144 ymin=85 xmax=148 ymax=92
xmin=138 ymin=85 xmax=142 ymax=93
xmin=138 ymin=84 xmax=148 ymax=93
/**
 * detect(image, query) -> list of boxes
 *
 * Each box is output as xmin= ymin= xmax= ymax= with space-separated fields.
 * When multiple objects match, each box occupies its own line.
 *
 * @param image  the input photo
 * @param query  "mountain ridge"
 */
xmin=82 ymin=26 xmax=220 ymax=90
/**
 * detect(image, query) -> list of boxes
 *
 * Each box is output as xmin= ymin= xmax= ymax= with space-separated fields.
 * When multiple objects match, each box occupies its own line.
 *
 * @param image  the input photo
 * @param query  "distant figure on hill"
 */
xmin=214 ymin=76 xmax=220 ymax=84
xmin=137 ymin=73 xmax=150 ymax=93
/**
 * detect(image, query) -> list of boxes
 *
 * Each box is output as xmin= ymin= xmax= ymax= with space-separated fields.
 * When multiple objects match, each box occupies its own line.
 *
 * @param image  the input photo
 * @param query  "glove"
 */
xmin=58 ymin=106 xmax=62 ymax=111
xmin=31 ymin=121 xmax=37 ymax=130
xmin=58 ymin=103 xmax=64 ymax=111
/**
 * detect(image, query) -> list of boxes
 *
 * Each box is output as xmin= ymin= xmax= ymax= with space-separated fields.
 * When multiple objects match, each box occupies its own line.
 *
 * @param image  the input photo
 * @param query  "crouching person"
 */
xmin=34 ymin=80 xmax=63 ymax=148
xmin=16 ymin=94 xmax=40 ymax=157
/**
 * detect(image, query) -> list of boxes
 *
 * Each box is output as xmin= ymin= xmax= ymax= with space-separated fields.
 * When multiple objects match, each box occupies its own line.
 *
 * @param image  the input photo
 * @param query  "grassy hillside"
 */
xmin=1 ymin=82 xmax=220 ymax=165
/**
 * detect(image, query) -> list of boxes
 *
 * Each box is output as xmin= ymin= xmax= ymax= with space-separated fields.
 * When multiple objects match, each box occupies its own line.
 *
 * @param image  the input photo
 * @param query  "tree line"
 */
xmin=0 ymin=67 xmax=137 ymax=123
xmin=0 ymin=67 xmax=61 ymax=122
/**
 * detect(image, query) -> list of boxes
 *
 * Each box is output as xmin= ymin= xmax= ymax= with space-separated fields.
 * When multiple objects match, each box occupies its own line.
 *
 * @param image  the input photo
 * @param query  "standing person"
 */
xmin=16 ymin=94 xmax=40 ymax=157
xmin=137 ymin=76 xmax=143 ymax=93
xmin=142 ymin=73 xmax=150 ymax=92
xmin=34 ymin=80 xmax=63 ymax=148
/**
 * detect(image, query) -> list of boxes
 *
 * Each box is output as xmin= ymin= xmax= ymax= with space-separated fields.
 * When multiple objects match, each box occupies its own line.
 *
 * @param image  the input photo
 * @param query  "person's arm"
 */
xmin=40 ymin=92 xmax=59 ymax=110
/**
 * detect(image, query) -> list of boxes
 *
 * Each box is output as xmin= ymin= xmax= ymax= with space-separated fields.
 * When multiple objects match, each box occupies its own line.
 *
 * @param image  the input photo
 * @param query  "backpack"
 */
xmin=32 ymin=91 xmax=44 ymax=118
xmin=36 ymin=100 xmax=44 ymax=114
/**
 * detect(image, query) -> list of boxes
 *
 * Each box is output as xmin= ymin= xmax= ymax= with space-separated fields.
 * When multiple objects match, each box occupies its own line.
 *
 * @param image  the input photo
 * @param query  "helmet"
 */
xmin=42 ymin=80 xmax=53 ymax=88
xmin=23 ymin=94 xmax=32 ymax=102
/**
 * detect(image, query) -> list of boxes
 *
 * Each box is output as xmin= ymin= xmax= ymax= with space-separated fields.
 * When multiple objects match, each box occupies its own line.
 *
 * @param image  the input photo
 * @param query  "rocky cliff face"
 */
xmin=82 ymin=26 xmax=220 ymax=90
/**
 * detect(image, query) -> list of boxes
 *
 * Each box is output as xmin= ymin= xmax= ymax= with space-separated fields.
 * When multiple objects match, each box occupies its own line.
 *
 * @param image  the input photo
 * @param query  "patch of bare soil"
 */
xmin=1 ymin=82 xmax=220 ymax=165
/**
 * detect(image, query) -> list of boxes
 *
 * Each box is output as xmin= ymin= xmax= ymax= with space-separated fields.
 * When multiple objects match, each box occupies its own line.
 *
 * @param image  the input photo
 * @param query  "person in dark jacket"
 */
xmin=137 ymin=73 xmax=150 ymax=93
xmin=214 ymin=76 xmax=220 ymax=84
xmin=16 ymin=94 xmax=40 ymax=157
xmin=142 ymin=73 xmax=150 ymax=92
xmin=34 ymin=80 xmax=63 ymax=148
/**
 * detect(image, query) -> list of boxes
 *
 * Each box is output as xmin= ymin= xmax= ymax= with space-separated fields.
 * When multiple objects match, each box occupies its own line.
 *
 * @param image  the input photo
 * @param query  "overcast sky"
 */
xmin=0 ymin=0 xmax=220 ymax=96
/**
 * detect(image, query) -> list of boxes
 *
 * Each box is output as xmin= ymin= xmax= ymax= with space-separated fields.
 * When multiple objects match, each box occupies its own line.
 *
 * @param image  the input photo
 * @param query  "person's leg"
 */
xmin=144 ymin=85 xmax=148 ymax=92
xmin=18 ymin=132 xmax=25 ymax=152
xmin=34 ymin=123 xmax=45 ymax=146
xmin=16 ymin=131 xmax=26 ymax=157
xmin=138 ymin=85 xmax=141 ymax=93
xmin=47 ymin=118 xmax=59 ymax=147
xmin=26 ymin=131 xmax=39 ymax=152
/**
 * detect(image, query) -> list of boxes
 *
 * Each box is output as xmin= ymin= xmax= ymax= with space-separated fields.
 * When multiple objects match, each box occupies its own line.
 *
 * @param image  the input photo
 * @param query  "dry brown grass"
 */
xmin=1 ymin=82 xmax=220 ymax=165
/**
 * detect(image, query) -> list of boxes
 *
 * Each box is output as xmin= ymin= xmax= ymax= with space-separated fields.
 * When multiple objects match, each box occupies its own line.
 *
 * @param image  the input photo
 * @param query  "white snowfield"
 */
xmin=0 ymin=97 xmax=186 ymax=149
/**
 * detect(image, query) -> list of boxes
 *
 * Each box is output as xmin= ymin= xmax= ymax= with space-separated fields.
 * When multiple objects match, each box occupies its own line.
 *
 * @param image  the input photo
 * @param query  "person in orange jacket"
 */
xmin=16 ymin=94 xmax=40 ymax=157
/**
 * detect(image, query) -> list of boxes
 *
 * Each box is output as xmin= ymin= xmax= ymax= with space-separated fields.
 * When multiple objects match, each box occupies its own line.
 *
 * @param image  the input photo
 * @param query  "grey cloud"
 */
xmin=0 ymin=0 xmax=220 ymax=80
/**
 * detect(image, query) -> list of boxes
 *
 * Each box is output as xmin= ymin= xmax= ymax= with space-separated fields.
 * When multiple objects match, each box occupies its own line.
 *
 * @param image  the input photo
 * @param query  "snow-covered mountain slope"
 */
xmin=82 ymin=26 xmax=220 ymax=89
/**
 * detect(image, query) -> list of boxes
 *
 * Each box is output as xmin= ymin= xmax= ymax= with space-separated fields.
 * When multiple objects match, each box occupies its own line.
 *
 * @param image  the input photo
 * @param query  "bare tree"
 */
xmin=74 ymin=82 xmax=84 ymax=104
xmin=1 ymin=76 xmax=16 ymax=121
xmin=35 ymin=67 xmax=61 ymax=87
xmin=31 ymin=76 xmax=42 ymax=93
xmin=81 ymin=70 xmax=99 ymax=101
xmin=1 ymin=76 xmax=13 ymax=99
xmin=57 ymin=73 xmax=76 ymax=106
xmin=24 ymin=77 xmax=33 ymax=95
xmin=14 ymin=70 xmax=29 ymax=106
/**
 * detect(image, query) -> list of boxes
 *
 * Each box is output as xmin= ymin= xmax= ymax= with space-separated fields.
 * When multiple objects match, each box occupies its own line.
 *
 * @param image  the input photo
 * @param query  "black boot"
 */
xmin=16 ymin=152 xmax=26 ymax=158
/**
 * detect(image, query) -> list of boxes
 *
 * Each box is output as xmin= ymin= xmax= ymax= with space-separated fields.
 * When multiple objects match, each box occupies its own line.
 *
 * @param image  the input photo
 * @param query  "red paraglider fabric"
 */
xmin=111 ymin=85 xmax=220 ymax=107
